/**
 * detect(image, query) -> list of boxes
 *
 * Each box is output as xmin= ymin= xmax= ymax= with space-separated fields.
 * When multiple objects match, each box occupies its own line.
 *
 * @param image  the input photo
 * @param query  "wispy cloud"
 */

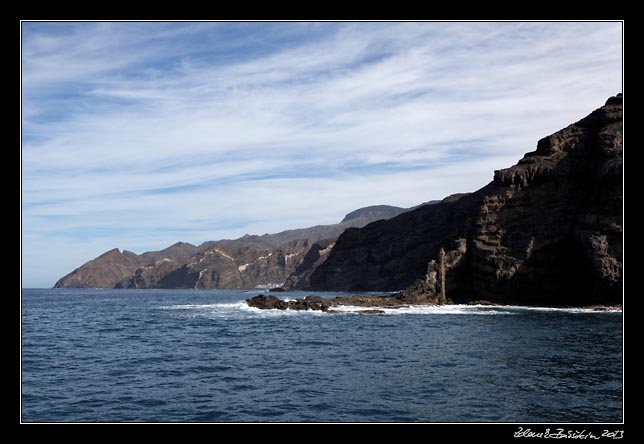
xmin=21 ymin=21 xmax=622 ymax=287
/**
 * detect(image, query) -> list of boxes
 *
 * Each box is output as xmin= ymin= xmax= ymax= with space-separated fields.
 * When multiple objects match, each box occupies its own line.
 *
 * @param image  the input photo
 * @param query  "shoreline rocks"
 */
xmin=245 ymin=293 xmax=404 ymax=313
xmin=245 ymin=294 xmax=623 ymax=313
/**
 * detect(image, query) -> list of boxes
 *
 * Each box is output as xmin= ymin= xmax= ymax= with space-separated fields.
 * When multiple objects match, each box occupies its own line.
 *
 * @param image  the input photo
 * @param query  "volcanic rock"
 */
xmin=309 ymin=95 xmax=623 ymax=306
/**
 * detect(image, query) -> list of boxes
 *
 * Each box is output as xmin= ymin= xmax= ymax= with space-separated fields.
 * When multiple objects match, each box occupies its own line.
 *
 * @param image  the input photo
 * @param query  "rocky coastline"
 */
xmin=54 ymin=95 xmax=622 ymax=310
xmin=306 ymin=94 xmax=623 ymax=307
xmin=245 ymin=293 xmax=621 ymax=314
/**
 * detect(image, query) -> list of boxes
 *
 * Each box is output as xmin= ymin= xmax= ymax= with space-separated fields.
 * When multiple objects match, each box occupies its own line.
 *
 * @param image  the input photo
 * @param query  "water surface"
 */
xmin=21 ymin=288 xmax=623 ymax=422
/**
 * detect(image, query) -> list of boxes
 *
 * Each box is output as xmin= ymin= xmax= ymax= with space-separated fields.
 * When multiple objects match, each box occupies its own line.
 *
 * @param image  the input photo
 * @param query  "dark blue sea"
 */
xmin=21 ymin=288 xmax=623 ymax=423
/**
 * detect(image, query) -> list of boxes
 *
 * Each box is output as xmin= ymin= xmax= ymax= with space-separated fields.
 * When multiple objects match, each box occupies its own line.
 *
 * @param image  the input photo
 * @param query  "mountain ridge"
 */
xmin=54 ymin=94 xmax=622 ymax=305
xmin=54 ymin=203 xmax=426 ymax=289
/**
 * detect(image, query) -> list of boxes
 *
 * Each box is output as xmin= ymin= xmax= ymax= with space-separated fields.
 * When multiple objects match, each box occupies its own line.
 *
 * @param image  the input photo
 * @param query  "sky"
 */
xmin=21 ymin=21 xmax=623 ymax=288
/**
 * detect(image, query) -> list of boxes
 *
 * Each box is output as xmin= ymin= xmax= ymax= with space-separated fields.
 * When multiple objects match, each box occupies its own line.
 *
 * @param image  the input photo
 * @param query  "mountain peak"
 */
xmin=341 ymin=205 xmax=406 ymax=223
xmin=97 ymin=248 xmax=122 ymax=258
xmin=605 ymin=93 xmax=622 ymax=106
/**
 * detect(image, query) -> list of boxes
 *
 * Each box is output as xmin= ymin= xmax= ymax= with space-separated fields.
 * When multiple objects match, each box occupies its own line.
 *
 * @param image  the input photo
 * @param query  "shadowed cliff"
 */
xmin=309 ymin=95 xmax=623 ymax=306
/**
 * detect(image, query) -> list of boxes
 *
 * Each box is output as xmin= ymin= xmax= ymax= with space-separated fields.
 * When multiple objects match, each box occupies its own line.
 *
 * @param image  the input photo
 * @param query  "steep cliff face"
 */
xmin=308 ymin=191 xmax=482 ymax=292
xmin=281 ymin=238 xmax=336 ymax=290
xmin=155 ymin=239 xmax=312 ymax=289
xmin=310 ymin=95 xmax=623 ymax=305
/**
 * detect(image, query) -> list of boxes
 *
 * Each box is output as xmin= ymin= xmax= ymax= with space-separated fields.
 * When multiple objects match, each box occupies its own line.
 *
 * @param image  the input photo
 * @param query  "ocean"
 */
xmin=21 ymin=288 xmax=623 ymax=423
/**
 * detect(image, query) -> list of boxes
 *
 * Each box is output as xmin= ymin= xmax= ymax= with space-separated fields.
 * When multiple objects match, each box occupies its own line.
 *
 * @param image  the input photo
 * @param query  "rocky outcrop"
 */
xmin=310 ymin=95 xmax=623 ymax=306
xmin=246 ymin=283 xmax=498 ymax=312
xmin=246 ymin=294 xmax=332 ymax=311
xmin=54 ymin=205 xmax=421 ymax=289
xmin=246 ymin=292 xmax=420 ymax=312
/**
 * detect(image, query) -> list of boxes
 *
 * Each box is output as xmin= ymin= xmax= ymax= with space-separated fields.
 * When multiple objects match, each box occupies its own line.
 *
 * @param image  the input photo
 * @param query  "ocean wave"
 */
xmin=158 ymin=303 xmax=227 ymax=310
xmin=328 ymin=304 xmax=621 ymax=315
xmin=157 ymin=301 xmax=328 ymax=318
xmin=496 ymin=305 xmax=622 ymax=313
xmin=157 ymin=301 xmax=621 ymax=318
xmin=328 ymin=304 xmax=510 ymax=315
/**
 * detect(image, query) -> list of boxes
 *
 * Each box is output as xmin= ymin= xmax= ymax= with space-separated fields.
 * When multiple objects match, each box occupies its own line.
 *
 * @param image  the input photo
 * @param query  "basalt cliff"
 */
xmin=307 ymin=95 xmax=623 ymax=306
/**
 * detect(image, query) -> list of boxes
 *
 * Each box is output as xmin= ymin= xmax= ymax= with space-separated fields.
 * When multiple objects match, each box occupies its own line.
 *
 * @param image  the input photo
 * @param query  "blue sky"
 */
xmin=21 ymin=21 xmax=623 ymax=288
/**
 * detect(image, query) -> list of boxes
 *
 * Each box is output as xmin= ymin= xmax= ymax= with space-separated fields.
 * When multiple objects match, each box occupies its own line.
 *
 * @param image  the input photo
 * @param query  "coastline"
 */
xmin=246 ymin=293 xmax=622 ymax=314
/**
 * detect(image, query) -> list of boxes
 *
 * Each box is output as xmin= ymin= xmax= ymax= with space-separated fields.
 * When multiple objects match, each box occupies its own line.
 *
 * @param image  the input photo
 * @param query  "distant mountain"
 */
xmin=54 ymin=95 xmax=624 ymax=307
xmin=308 ymin=95 xmax=623 ymax=306
xmin=341 ymin=205 xmax=408 ymax=223
xmin=54 ymin=203 xmax=429 ymax=289
xmin=51 ymin=242 xmax=201 ymax=289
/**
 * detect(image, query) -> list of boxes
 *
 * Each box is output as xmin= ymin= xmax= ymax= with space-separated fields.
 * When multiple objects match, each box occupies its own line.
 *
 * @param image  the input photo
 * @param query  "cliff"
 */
xmin=54 ymin=205 xmax=419 ymax=289
xmin=309 ymin=95 xmax=623 ymax=305
xmin=281 ymin=238 xmax=336 ymax=290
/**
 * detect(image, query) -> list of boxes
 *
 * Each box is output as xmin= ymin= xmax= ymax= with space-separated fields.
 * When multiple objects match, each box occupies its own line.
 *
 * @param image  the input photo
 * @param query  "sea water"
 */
xmin=21 ymin=288 xmax=623 ymax=423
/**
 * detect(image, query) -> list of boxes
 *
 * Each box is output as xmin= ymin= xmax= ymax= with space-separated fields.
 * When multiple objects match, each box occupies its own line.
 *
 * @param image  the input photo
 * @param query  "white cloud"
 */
xmin=21 ymin=21 xmax=622 ymax=287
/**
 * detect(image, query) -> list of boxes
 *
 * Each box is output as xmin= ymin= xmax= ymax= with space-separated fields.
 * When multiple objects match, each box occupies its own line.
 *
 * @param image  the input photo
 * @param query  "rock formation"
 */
xmin=54 ymin=242 xmax=199 ymax=289
xmin=56 ymin=95 xmax=622 ymax=306
xmin=280 ymin=238 xmax=336 ymax=290
xmin=309 ymin=95 xmax=623 ymax=306
xmin=246 ymin=292 xmax=424 ymax=313
xmin=153 ymin=239 xmax=312 ymax=289
xmin=54 ymin=205 xmax=422 ymax=289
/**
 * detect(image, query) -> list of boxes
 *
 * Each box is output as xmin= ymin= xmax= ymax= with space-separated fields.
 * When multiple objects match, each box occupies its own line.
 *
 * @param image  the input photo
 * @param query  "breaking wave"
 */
xmin=158 ymin=301 xmax=621 ymax=318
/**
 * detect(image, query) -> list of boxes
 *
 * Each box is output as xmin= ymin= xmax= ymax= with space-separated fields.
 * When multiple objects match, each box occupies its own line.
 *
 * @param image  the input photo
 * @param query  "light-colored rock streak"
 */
xmin=155 ymin=258 xmax=174 ymax=266
xmin=198 ymin=248 xmax=236 ymax=263
xmin=238 ymin=252 xmax=273 ymax=274
xmin=212 ymin=249 xmax=235 ymax=262
xmin=284 ymin=253 xmax=298 ymax=264
xmin=194 ymin=268 xmax=208 ymax=289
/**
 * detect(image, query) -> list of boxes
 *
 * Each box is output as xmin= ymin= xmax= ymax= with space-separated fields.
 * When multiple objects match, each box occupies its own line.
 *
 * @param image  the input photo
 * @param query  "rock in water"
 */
xmin=246 ymin=294 xmax=331 ymax=311
xmin=310 ymin=95 xmax=623 ymax=306
xmin=245 ymin=295 xmax=289 ymax=310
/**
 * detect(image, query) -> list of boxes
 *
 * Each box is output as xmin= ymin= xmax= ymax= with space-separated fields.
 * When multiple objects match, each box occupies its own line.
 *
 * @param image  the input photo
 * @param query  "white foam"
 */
xmin=329 ymin=304 xmax=509 ymax=315
xmin=241 ymin=305 xmax=328 ymax=317
xmin=157 ymin=301 xmax=329 ymax=319
xmin=330 ymin=304 xmax=621 ymax=315
xmin=496 ymin=304 xmax=622 ymax=314
xmin=157 ymin=301 xmax=621 ymax=319
xmin=158 ymin=303 xmax=241 ymax=310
